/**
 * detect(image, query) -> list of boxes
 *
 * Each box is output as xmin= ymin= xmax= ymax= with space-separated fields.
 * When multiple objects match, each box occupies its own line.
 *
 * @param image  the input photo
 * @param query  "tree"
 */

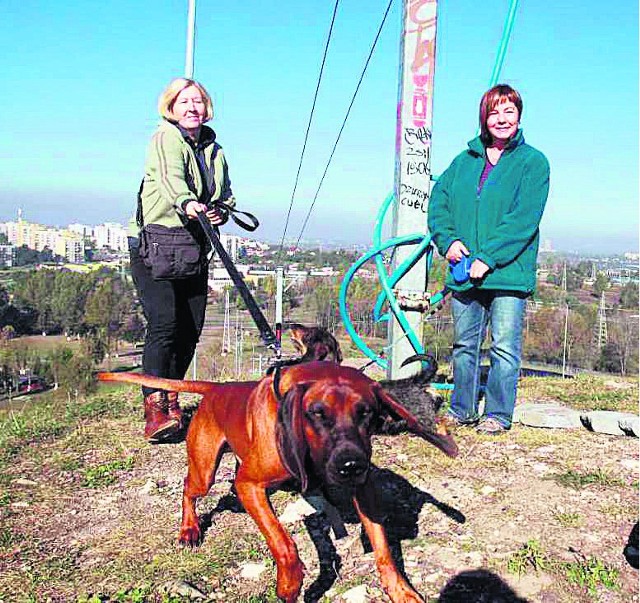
xmin=84 ymin=275 xmax=133 ymax=355
xmin=592 ymin=272 xmax=609 ymax=298
xmin=619 ymin=281 xmax=639 ymax=310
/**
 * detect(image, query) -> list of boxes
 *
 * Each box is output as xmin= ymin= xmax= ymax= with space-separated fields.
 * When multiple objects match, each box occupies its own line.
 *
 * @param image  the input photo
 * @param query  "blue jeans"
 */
xmin=450 ymin=290 xmax=527 ymax=428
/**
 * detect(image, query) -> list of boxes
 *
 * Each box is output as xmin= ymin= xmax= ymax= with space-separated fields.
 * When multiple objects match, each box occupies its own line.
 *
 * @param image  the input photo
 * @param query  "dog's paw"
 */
xmin=178 ymin=525 xmax=202 ymax=548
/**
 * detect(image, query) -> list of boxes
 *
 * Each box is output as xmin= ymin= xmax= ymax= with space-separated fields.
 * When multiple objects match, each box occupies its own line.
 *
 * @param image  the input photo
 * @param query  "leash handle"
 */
xmin=212 ymin=203 xmax=260 ymax=232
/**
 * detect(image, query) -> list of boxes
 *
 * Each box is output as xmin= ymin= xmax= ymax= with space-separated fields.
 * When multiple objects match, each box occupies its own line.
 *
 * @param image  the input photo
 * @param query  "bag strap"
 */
xmin=135 ymin=179 xmax=145 ymax=229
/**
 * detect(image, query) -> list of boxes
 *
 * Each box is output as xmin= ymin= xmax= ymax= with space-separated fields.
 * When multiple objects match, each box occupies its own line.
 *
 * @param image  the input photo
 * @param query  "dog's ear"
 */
xmin=372 ymin=383 xmax=458 ymax=458
xmin=400 ymin=354 xmax=438 ymax=385
xmin=275 ymin=384 xmax=310 ymax=491
xmin=334 ymin=339 xmax=343 ymax=364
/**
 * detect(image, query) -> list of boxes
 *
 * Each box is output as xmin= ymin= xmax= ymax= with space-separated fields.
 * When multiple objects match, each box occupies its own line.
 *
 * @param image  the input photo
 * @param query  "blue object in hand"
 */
xmin=449 ymin=255 xmax=471 ymax=284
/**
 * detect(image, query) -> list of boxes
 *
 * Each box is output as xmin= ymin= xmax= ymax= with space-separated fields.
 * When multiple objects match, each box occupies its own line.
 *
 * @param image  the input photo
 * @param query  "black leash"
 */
xmin=196 ymin=209 xmax=279 ymax=352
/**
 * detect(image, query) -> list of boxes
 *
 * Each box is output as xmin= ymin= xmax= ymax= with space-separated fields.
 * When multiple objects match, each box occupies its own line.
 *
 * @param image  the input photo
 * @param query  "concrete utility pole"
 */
xmin=388 ymin=0 xmax=438 ymax=379
xmin=185 ymin=0 xmax=196 ymax=78
xmin=595 ymin=292 xmax=608 ymax=349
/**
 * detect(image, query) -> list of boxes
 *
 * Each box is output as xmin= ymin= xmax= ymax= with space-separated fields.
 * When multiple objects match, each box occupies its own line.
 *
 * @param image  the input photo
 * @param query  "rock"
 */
xmin=240 ymin=562 xmax=267 ymax=579
xmin=161 ymin=580 xmax=206 ymax=599
xmin=139 ymin=479 xmax=157 ymax=495
xmin=279 ymin=497 xmax=317 ymax=524
xmin=480 ymin=486 xmax=496 ymax=496
xmin=341 ymin=584 xmax=369 ymax=603
xmin=11 ymin=478 xmax=38 ymax=487
xmin=513 ymin=403 xmax=582 ymax=429
xmin=580 ymin=411 xmax=639 ymax=436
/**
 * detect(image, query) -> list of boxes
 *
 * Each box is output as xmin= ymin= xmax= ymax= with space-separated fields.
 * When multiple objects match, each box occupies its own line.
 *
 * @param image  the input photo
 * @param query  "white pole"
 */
xmin=185 ymin=0 xmax=196 ymax=78
xmin=562 ymin=303 xmax=569 ymax=378
xmin=389 ymin=0 xmax=438 ymax=379
xmin=275 ymin=266 xmax=284 ymax=352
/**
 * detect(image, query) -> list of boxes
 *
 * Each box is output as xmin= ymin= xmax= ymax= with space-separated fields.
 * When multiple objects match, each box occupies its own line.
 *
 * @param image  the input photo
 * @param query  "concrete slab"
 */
xmin=619 ymin=416 xmax=640 ymax=437
xmin=513 ymin=403 xmax=582 ymax=429
xmin=580 ymin=411 xmax=640 ymax=436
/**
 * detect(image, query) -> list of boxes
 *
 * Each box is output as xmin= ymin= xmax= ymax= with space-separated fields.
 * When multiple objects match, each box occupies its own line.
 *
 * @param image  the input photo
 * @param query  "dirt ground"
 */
xmin=0 ymin=371 xmax=637 ymax=603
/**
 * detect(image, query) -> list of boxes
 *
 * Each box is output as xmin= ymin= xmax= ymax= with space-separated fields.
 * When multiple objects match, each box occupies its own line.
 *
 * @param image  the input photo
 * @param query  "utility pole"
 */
xmin=185 ymin=0 xmax=196 ymax=78
xmin=222 ymin=289 xmax=231 ymax=355
xmin=388 ymin=0 xmax=438 ymax=379
xmin=275 ymin=267 xmax=284 ymax=353
xmin=595 ymin=292 xmax=608 ymax=350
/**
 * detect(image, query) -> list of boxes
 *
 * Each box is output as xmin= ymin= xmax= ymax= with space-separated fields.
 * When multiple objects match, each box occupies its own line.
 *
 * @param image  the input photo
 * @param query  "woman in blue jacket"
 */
xmin=428 ymin=84 xmax=549 ymax=434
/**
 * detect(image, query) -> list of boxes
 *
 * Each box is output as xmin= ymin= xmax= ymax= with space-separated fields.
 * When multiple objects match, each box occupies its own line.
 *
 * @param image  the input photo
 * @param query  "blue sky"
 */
xmin=1 ymin=0 xmax=638 ymax=253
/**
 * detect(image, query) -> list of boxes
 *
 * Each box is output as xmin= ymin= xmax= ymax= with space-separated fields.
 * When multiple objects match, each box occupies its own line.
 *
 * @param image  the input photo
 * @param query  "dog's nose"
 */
xmin=336 ymin=457 xmax=368 ymax=478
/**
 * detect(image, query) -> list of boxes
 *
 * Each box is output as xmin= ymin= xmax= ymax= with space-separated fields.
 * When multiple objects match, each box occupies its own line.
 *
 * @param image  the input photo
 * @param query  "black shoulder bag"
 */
xmin=136 ymin=180 xmax=206 ymax=280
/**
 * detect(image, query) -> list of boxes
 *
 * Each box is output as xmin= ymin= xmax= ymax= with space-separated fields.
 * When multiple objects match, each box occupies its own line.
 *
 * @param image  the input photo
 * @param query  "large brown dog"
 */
xmin=99 ymin=362 xmax=457 ymax=602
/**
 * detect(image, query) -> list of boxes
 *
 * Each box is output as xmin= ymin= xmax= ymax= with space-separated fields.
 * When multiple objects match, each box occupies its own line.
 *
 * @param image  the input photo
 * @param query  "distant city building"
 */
xmin=539 ymin=238 xmax=554 ymax=252
xmin=0 ymin=244 xmax=15 ymax=267
xmin=0 ymin=213 xmax=84 ymax=263
xmin=69 ymin=222 xmax=128 ymax=252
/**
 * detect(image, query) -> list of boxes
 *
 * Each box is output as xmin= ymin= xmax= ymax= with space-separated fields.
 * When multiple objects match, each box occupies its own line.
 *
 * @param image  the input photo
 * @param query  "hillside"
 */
xmin=0 ymin=372 xmax=637 ymax=602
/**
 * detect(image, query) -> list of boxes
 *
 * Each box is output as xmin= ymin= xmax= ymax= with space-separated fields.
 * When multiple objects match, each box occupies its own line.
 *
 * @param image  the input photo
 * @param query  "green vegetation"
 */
xmin=564 ymin=557 xmax=620 ymax=595
xmin=507 ymin=539 xmax=547 ymax=575
xmin=82 ymin=456 xmax=135 ymax=488
xmin=547 ymin=469 xmax=626 ymax=490
xmin=553 ymin=511 xmax=582 ymax=528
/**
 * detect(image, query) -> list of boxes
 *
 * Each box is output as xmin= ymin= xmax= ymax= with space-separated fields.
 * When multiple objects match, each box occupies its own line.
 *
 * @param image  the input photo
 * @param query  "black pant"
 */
xmin=129 ymin=237 xmax=208 ymax=397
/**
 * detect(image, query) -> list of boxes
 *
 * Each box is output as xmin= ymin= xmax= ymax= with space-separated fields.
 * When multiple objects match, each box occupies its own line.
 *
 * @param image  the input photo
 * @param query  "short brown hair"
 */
xmin=479 ymin=84 xmax=522 ymax=145
xmin=157 ymin=78 xmax=214 ymax=123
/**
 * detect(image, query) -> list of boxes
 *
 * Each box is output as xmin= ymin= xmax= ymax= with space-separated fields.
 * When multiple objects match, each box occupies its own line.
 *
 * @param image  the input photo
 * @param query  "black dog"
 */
xmin=377 ymin=354 xmax=444 ymax=437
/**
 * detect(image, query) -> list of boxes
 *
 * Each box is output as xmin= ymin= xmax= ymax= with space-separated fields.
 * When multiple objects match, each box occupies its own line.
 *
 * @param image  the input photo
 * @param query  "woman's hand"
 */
xmin=469 ymin=259 xmax=490 ymax=280
xmin=205 ymin=206 xmax=228 ymax=226
xmin=183 ymin=200 xmax=209 ymax=219
xmin=445 ymin=240 xmax=469 ymax=262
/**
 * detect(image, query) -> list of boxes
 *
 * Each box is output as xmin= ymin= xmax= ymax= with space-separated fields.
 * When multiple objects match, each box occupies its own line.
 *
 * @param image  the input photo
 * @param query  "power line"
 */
xmin=294 ymin=0 xmax=394 ymax=251
xmin=277 ymin=0 xmax=341 ymax=257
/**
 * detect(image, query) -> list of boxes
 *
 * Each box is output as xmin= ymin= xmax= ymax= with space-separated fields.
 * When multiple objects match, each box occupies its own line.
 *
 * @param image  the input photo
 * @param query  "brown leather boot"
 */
xmin=144 ymin=391 xmax=179 ymax=442
xmin=166 ymin=391 xmax=183 ymax=426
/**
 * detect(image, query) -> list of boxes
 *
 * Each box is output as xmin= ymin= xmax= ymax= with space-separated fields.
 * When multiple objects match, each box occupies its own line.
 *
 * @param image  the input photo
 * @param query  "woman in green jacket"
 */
xmin=428 ymin=84 xmax=549 ymax=434
xmin=128 ymin=78 xmax=235 ymax=442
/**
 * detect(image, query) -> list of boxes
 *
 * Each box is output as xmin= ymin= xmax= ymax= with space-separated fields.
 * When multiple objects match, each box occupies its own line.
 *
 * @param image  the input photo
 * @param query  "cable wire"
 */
xmin=294 ymin=0 xmax=394 ymax=250
xmin=277 ymin=0 xmax=341 ymax=257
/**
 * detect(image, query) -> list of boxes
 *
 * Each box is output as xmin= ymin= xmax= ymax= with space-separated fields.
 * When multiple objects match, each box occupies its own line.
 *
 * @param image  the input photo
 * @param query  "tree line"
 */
xmin=0 ymin=268 xmax=144 ymax=395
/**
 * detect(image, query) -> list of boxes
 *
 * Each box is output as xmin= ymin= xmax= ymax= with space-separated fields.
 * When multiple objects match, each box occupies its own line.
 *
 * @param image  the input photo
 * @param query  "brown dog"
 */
xmin=99 ymin=362 xmax=457 ymax=602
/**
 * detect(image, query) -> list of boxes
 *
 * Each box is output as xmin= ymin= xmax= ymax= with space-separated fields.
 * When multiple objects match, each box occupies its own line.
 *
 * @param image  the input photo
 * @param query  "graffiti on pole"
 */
xmin=396 ymin=0 xmax=437 ymax=215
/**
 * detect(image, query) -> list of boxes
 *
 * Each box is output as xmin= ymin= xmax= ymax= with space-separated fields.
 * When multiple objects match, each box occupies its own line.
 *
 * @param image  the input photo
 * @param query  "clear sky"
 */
xmin=1 ymin=0 xmax=638 ymax=253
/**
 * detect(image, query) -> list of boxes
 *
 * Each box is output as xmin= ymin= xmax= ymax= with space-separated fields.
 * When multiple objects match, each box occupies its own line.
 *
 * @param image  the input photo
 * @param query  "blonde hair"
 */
xmin=157 ymin=78 xmax=214 ymax=122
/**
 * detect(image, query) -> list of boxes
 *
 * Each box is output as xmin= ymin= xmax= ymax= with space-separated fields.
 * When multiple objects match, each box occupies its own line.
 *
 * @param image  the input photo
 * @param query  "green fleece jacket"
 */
xmin=427 ymin=129 xmax=549 ymax=293
xmin=129 ymin=120 xmax=235 ymax=236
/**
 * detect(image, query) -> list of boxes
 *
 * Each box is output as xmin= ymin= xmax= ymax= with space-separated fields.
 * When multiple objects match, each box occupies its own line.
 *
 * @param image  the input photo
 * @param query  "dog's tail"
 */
xmin=98 ymin=372 xmax=216 ymax=395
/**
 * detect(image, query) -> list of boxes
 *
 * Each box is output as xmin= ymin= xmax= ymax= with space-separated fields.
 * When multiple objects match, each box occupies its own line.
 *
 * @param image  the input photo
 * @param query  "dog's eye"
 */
xmin=356 ymin=405 xmax=374 ymax=422
xmin=306 ymin=403 xmax=326 ymax=419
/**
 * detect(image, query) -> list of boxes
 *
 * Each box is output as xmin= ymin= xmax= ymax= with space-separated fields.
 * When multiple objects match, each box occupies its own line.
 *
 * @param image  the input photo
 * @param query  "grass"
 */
xmin=81 ymin=456 xmax=135 ymax=488
xmin=547 ymin=469 xmax=626 ymax=490
xmin=518 ymin=374 xmax=638 ymax=412
xmin=564 ymin=557 xmax=620 ymax=595
xmin=553 ymin=511 xmax=583 ymax=528
xmin=507 ymin=539 xmax=547 ymax=575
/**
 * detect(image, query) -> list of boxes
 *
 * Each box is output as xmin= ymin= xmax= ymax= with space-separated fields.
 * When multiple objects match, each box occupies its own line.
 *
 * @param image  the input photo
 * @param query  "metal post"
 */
xmin=185 ymin=0 xmax=196 ymax=78
xmin=275 ymin=266 xmax=284 ymax=351
xmin=388 ymin=0 xmax=438 ymax=379
xmin=562 ymin=303 xmax=569 ymax=378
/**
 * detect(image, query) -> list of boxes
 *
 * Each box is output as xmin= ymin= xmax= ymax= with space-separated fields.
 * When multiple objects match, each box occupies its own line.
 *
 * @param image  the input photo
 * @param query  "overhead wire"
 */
xmin=294 ymin=0 xmax=394 ymax=251
xmin=277 ymin=0 xmax=341 ymax=257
